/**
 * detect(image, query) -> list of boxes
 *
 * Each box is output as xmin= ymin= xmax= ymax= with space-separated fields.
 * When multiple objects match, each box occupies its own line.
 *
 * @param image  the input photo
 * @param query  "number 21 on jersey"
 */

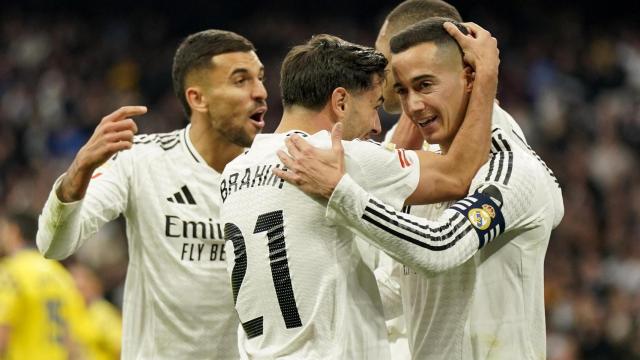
xmin=225 ymin=210 xmax=302 ymax=338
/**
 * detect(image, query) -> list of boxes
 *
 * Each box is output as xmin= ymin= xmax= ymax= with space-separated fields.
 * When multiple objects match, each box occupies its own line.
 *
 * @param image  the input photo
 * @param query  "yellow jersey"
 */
xmin=0 ymin=249 xmax=90 ymax=360
xmin=85 ymin=299 xmax=122 ymax=360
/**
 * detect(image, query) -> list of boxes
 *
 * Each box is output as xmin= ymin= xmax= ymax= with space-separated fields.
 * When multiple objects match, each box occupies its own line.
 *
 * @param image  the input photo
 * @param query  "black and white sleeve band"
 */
xmin=326 ymin=174 xmax=505 ymax=274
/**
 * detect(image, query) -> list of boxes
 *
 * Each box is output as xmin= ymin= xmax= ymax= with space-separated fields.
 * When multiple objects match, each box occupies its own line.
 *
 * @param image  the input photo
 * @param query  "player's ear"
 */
xmin=330 ymin=87 xmax=348 ymax=119
xmin=186 ymin=85 xmax=208 ymax=114
xmin=463 ymin=65 xmax=474 ymax=93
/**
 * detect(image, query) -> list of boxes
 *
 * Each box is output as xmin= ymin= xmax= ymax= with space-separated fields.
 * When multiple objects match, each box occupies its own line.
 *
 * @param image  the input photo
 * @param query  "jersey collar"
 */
xmin=182 ymin=124 xmax=206 ymax=164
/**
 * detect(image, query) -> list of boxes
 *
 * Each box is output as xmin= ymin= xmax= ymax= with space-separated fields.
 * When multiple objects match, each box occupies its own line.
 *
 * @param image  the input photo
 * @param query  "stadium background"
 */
xmin=1 ymin=0 xmax=639 ymax=358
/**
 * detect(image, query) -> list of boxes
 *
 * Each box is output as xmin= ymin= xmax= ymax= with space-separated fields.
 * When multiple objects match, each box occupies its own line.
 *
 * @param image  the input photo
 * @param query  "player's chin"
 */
xmin=241 ymin=128 xmax=260 ymax=146
xmin=419 ymin=128 xmax=438 ymax=143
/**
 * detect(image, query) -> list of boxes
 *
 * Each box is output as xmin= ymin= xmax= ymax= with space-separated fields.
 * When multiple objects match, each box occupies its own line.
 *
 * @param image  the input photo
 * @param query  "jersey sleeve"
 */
xmin=325 ymin=146 xmax=548 ymax=274
xmin=468 ymin=144 xmax=549 ymax=236
xmin=36 ymin=151 xmax=131 ymax=259
xmin=374 ymin=251 xmax=403 ymax=320
xmin=343 ymin=140 xmax=420 ymax=210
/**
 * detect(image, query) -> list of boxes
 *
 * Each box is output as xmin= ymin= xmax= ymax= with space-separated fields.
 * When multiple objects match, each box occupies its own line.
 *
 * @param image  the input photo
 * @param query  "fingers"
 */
xmin=285 ymin=134 xmax=318 ymax=162
xmin=274 ymin=151 xmax=304 ymax=186
xmin=284 ymin=136 xmax=304 ymax=160
xmin=331 ymin=122 xmax=344 ymax=154
xmin=276 ymin=149 xmax=296 ymax=170
xmin=272 ymin=167 xmax=302 ymax=186
xmin=101 ymin=106 xmax=147 ymax=124
xmin=443 ymin=22 xmax=470 ymax=44
xmin=106 ymin=139 xmax=134 ymax=153
xmin=104 ymin=118 xmax=138 ymax=134
xmin=460 ymin=22 xmax=485 ymax=38
xmin=105 ymin=130 xmax=135 ymax=143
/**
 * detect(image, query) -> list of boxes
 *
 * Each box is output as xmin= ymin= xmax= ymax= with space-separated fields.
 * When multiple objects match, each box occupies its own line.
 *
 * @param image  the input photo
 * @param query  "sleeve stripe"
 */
xmin=365 ymin=198 xmax=478 ymax=250
xmin=504 ymin=151 xmax=513 ymax=185
xmin=133 ymin=132 xmax=181 ymax=150
xmin=484 ymin=155 xmax=497 ymax=181
xmin=498 ymin=134 xmax=513 ymax=185
xmin=365 ymin=205 xmax=471 ymax=242
xmin=491 ymin=138 xmax=503 ymax=153
xmin=498 ymin=133 xmax=512 ymax=151
xmin=493 ymin=151 xmax=505 ymax=182
xmin=458 ymin=198 xmax=477 ymax=207
xmin=362 ymin=213 xmax=475 ymax=251
xmin=486 ymin=131 xmax=516 ymax=185
xmin=368 ymin=198 xmax=471 ymax=233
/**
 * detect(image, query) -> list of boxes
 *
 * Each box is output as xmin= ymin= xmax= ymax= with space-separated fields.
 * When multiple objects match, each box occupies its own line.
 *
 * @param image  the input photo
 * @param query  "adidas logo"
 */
xmin=167 ymin=185 xmax=197 ymax=205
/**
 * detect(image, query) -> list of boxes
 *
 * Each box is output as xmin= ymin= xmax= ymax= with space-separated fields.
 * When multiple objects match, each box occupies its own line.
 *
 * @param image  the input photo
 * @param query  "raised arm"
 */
xmin=37 ymin=106 xmax=145 ymax=259
xmin=275 ymin=22 xmax=499 ymax=205
xmin=57 ymin=106 xmax=144 ymax=202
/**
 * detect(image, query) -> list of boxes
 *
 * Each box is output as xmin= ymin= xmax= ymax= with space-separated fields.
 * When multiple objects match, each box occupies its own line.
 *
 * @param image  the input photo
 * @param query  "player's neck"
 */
xmin=189 ymin=119 xmax=244 ymax=173
xmin=275 ymin=105 xmax=334 ymax=135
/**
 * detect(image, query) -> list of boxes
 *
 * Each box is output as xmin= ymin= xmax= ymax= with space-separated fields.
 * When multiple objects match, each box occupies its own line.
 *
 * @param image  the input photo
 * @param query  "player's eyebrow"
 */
xmin=230 ymin=66 xmax=264 ymax=78
xmin=230 ymin=68 xmax=250 ymax=77
xmin=410 ymin=74 xmax=436 ymax=85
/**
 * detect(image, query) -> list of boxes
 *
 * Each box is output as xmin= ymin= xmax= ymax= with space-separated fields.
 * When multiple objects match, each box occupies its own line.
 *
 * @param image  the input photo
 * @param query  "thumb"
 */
xmin=331 ymin=122 xmax=344 ymax=153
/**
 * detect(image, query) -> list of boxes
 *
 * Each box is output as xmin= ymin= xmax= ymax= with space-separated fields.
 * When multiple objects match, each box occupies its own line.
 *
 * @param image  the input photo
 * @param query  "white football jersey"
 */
xmin=219 ymin=130 xmax=420 ymax=359
xmin=326 ymin=106 xmax=564 ymax=359
xmin=37 ymin=125 xmax=238 ymax=359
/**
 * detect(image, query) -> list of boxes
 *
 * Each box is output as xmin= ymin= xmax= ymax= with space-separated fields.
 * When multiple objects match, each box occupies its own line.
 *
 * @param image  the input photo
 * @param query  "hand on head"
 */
xmin=443 ymin=22 xmax=499 ymax=76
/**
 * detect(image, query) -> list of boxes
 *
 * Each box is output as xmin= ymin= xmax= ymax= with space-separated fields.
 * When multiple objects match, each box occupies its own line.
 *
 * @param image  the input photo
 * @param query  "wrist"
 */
xmin=473 ymin=65 xmax=499 ymax=83
xmin=58 ymin=160 xmax=94 ymax=202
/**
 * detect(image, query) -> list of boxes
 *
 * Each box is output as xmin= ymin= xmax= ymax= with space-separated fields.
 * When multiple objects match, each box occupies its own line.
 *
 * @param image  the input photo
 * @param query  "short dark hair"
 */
xmin=390 ymin=17 xmax=468 ymax=56
xmin=385 ymin=0 xmax=462 ymax=37
xmin=6 ymin=212 xmax=38 ymax=243
xmin=172 ymin=30 xmax=255 ymax=117
xmin=280 ymin=34 xmax=387 ymax=110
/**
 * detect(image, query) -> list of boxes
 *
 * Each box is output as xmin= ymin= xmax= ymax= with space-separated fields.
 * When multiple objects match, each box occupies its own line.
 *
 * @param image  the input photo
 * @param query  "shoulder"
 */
xmin=342 ymin=138 xmax=389 ymax=158
xmin=107 ymin=128 xmax=184 ymax=165
xmin=131 ymin=128 xmax=183 ymax=154
xmin=473 ymin=129 xmax=551 ymax=202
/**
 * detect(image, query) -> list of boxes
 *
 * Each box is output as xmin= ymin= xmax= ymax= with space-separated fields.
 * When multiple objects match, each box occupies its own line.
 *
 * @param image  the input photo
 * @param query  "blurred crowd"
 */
xmin=0 ymin=1 xmax=638 ymax=359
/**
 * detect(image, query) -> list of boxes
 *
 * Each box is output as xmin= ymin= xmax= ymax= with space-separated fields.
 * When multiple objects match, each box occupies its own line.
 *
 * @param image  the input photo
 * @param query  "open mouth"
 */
xmin=417 ymin=114 xmax=438 ymax=128
xmin=249 ymin=107 xmax=267 ymax=129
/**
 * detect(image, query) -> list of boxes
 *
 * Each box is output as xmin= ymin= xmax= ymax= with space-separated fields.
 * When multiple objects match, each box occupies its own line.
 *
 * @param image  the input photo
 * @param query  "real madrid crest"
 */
xmin=482 ymin=204 xmax=496 ymax=219
xmin=468 ymin=208 xmax=492 ymax=230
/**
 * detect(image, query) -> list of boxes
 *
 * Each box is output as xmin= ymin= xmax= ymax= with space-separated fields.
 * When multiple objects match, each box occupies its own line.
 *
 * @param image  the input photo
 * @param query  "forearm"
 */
xmin=327 ymin=175 xmax=503 ymax=274
xmin=37 ymin=176 xmax=88 ymax=259
xmin=38 ymin=172 xmax=122 ymax=259
xmin=446 ymin=70 xmax=497 ymax=189
xmin=56 ymin=156 xmax=96 ymax=202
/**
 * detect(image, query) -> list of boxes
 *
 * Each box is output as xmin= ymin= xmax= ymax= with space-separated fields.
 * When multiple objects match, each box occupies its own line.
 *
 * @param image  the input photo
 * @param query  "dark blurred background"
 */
xmin=1 ymin=1 xmax=639 ymax=358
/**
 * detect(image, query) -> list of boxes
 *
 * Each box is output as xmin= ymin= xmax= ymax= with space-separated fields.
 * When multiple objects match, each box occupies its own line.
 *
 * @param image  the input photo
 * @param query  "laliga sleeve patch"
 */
xmin=396 ymin=149 xmax=413 ymax=168
xmin=450 ymin=191 xmax=505 ymax=248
